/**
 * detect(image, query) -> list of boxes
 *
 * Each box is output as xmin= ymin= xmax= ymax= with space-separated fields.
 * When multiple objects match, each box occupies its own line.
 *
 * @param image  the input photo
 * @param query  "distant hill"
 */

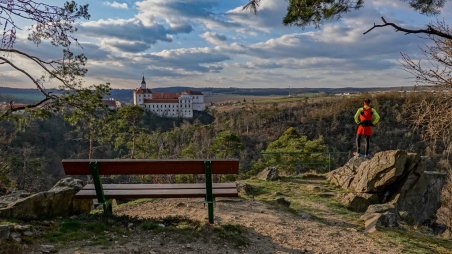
xmin=0 ymin=86 xmax=412 ymax=104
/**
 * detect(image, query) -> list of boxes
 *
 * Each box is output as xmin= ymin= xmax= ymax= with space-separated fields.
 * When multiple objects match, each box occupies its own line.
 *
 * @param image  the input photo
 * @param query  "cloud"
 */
xmin=82 ymin=46 xmax=230 ymax=84
xmin=102 ymin=40 xmax=151 ymax=53
xmin=226 ymin=0 xmax=288 ymax=32
xmin=103 ymin=1 xmax=128 ymax=9
xmin=143 ymin=47 xmax=230 ymax=73
xmin=136 ymin=0 xmax=239 ymax=29
xmin=201 ymin=32 xmax=227 ymax=45
xmin=79 ymin=18 xmax=192 ymax=52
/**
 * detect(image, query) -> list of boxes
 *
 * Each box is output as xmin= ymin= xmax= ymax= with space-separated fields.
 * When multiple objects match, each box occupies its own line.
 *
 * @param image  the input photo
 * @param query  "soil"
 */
xmin=59 ymin=197 xmax=402 ymax=254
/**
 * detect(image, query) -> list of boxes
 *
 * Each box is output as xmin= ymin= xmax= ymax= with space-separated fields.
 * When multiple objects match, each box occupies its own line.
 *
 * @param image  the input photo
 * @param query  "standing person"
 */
xmin=354 ymin=98 xmax=380 ymax=158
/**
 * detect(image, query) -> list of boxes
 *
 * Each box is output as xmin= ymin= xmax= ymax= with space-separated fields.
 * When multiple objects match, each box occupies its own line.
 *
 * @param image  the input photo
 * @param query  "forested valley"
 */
xmin=0 ymin=91 xmax=441 ymax=193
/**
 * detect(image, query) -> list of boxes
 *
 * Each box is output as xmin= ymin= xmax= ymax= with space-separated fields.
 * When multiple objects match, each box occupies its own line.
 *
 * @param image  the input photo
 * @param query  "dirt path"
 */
xmin=112 ymin=198 xmax=401 ymax=254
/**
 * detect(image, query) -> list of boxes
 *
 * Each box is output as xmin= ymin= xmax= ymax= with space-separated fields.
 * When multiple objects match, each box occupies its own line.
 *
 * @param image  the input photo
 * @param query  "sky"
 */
xmin=1 ymin=0 xmax=451 ymax=89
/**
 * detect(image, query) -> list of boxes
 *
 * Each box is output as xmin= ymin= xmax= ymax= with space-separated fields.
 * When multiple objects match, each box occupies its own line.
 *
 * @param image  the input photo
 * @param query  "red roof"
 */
xmin=144 ymin=99 xmax=179 ymax=103
xmin=135 ymin=88 xmax=152 ymax=94
xmin=152 ymin=92 xmax=180 ymax=99
xmin=102 ymin=100 xmax=117 ymax=108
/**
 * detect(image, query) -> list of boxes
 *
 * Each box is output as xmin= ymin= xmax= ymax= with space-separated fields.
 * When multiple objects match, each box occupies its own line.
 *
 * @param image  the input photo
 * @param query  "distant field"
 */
xmin=0 ymin=92 xmax=44 ymax=103
xmin=253 ymin=93 xmax=320 ymax=104
xmin=205 ymin=92 xmax=323 ymax=104
xmin=204 ymin=94 xmax=278 ymax=104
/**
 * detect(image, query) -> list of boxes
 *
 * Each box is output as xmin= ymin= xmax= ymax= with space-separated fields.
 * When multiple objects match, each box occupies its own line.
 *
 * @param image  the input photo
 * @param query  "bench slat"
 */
xmin=62 ymin=159 xmax=239 ymax=175
xmin=75 ymin=188 xmax=238 ymax=199
xmin=83 ymin=183 xmax=236 ymax=190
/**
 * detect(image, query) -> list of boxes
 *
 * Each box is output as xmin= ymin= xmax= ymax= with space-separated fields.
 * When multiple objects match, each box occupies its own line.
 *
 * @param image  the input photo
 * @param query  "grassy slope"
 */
xmin=240 ymin=176 xmax=452 ymax=254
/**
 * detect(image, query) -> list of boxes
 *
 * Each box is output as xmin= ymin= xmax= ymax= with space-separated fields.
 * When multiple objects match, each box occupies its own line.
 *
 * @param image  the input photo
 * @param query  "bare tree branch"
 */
xmin=364 ymin=17 xmax=452 ymax=40
xmin=0 ymin=97 xmax=53 ymax=119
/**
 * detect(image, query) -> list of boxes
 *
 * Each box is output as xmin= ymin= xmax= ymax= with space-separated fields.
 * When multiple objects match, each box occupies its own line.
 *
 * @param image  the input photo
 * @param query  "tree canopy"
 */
xmin=0 ymin=1 xmax=91 ymax=118
xmin=263 ymin=127 xmax=327 ymax=172
xmin=244 ymin=0 xmax=451 ymax=39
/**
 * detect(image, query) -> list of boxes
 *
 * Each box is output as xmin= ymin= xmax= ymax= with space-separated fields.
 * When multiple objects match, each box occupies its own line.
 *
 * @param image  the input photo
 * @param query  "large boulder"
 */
xmin=327 ymin=156 xmax=366 ymax=189
xmin=339 ymin=192 xmax=379 ymax=212
xmin=350 ymin=150 xmax=411 ymax=193
xmin=0 ymin=177 xmax=92 ymax=220
xmin=327 ymin=150 xmax=446 ymax=227
xmin=394 ymin=158 xmax=445 ymax=225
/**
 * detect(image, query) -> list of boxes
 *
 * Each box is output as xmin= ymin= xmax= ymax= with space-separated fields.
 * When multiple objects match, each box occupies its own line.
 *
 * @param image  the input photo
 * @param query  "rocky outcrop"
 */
xmin=257 ymin=167 xmax=279 ymax=181
xmin=0 ymin=178 xmax=92 ymax=220
xmin=327 ymin=150 xmax=446 ymax=228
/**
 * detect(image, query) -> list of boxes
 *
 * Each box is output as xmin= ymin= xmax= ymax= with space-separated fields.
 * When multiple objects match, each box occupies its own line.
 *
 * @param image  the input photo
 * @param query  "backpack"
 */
xmin=360 ymin=107 xmax=373 ymax=126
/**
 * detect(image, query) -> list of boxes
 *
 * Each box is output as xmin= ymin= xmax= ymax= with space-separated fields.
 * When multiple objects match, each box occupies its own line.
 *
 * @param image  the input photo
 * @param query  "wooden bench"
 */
xmin=62 ymin=159 xmax=239 ymax=223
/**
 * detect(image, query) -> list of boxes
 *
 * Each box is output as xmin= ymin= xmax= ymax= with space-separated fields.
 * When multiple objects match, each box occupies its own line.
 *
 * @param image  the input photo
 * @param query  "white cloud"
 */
xmin=135 ymin=0 xmax=238 ymax=29
xmin=201 ymin=32 xmax=227 ymax=46
xmin=79 ymin=18 xmax=192 ymax=52
xmin=103 ymin=1 xmax=129 ymax=9
xmin=226 ymin=0 xmax=288 ymax=32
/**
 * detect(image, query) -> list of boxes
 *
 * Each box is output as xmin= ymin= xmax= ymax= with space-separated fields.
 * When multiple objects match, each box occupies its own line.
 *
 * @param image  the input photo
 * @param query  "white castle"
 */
xmin=133 ymin=77 xmax=205 ymax=118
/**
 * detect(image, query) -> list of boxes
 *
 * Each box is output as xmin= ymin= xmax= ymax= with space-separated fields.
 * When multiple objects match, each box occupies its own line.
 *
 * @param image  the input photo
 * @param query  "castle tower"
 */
xmin=133 ymin=76 xmax=152 ymax=106
xmin=140 ymin=76 xmax=146 ymax=89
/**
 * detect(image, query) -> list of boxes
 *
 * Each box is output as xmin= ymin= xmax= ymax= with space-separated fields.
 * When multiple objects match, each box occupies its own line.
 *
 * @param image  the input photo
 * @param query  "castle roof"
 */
xmin=135 ymin=88 xmax=152 ymax=94
xmin=144 ymin=99 xmax=179 ymax=103
xmin=152 ymin=92 xmax=180 ymax=99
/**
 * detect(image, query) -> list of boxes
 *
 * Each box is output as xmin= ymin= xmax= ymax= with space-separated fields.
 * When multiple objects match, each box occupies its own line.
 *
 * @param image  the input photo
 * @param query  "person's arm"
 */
xmin=372 ymin=108 xmax=380 ymax=125
xmin=354 ymin=108 xmax=362 ymax=124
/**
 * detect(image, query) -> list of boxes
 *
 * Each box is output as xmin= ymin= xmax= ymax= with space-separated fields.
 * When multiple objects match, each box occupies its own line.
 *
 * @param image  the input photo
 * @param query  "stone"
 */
xmin=361 ymin=203 xmax=396 ymax=221
xmin=23 ymin=230 xmax=34 ymax=237
xmin=11 ymin=232 xmax=21 ymax=242
xmin=0 ymin=177 xmax=92 ymax=220
xmin=393 ymin=157 xmax=446 ymax=225
xmin=328 ymin=150 xmax=445 ymax=226
xmin=176 ymin=202 xmax=187 ymax=208
xmin=0 ymin=224 xmax=11 ymax=240
xmin=275 ymin=196 xmax=291 ymax=207
xmin=237 ymin=183 xmax=261 ymax=197
xmin=40 ymin=244 xmax=56 ymax=253
xmin=364 ymin=212 xmax=398 ymax=233
xmin=340 ymin=193 xmax=379 ymax=212
xmin=327 ymin=156 xmax=366 ymax=189
xmin=13 ymin=224 xmax=31 ymax=232
xmin=257 ymin=167 xmax=279 ymax=181
xmin=351 ymin=150 xmax=409 ymax=193
xmin=0 ymin=190 xmax=32 ymax=209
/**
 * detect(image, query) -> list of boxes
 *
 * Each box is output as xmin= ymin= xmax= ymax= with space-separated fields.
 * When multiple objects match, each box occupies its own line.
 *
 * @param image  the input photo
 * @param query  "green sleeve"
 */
xmin=372 ymin=108 xmax=380 ymax=125
xmin=354 ymin=108 xmax=363 ymax=124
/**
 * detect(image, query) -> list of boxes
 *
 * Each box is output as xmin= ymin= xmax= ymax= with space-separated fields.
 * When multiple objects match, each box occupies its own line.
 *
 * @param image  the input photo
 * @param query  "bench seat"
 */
xmin=76 ymin=183 xmax=238 ymax=198
xmin=76 ymin=188 xmax=238 ymax=199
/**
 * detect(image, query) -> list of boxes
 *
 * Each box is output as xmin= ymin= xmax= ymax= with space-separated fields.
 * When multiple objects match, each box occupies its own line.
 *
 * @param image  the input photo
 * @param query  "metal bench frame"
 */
xmin=64 ymin=160 xmax=238 ymax=223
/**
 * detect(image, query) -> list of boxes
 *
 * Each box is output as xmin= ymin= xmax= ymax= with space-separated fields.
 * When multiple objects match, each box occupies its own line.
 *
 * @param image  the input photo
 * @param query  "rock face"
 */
xmin=0 ymin=177 xmax=92 ymax=219
xmin=327 ymin=150 xmax=446 ymax=228
xmin=257 ymin=167 xmax=279 ymax=181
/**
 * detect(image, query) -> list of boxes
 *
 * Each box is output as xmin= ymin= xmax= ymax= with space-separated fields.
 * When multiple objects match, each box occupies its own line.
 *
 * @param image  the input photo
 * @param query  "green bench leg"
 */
xmin=89 ymin=161 xmax=112 ymax=216
xmin=204 ymin=161 xmax=215 ymax=224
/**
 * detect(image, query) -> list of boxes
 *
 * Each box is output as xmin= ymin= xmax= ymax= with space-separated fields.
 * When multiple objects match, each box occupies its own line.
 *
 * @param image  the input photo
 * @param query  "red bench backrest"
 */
xmin=62 ymin=159 xmax=239 ymax=175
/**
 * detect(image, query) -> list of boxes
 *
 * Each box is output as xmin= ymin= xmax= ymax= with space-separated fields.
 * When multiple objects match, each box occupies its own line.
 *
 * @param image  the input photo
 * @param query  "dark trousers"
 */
xmin=356 ymin=134 xmax=370 ymax=155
